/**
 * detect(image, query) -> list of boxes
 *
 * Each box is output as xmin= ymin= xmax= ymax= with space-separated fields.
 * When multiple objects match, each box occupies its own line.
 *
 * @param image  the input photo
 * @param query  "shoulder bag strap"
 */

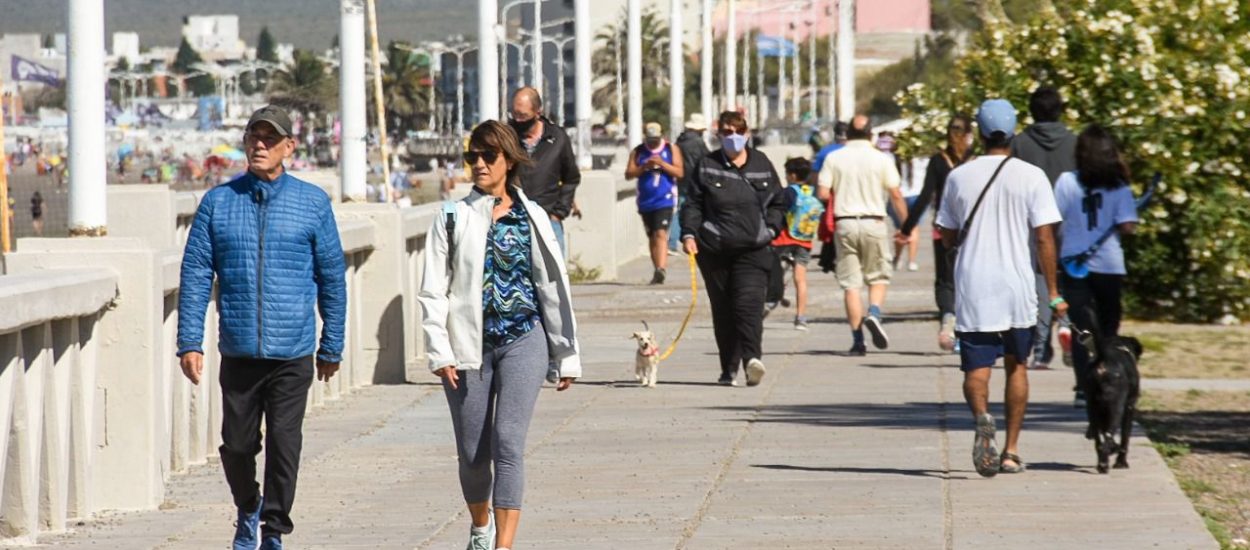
xmin=956 ymin=156 xmax=1013 ymax=248
xmin=441 ymin=201 xmax=457 ymax=274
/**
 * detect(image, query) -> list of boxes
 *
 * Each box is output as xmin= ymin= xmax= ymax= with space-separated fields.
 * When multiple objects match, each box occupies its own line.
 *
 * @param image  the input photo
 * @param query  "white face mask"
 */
xmin=721 ymin=133 xmax=748 ymax=156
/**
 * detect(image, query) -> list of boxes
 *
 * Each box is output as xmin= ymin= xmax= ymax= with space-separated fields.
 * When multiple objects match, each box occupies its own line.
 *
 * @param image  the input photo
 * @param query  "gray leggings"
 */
xmin=442 ymin=327 xmax=548 ymax=509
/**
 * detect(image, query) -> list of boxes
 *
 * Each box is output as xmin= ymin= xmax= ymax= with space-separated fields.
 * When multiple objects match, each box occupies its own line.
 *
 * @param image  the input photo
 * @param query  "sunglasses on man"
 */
xmin=717 ymin=127 xmax=747 ymax=136
xmin=463 ymin=150 xmax=501 ymax=165
xmin=245 ymin=132 xmax=287 ymax=147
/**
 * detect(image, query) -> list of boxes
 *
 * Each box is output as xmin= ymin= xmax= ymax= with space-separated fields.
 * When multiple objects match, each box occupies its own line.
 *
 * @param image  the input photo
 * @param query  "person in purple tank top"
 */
xmin=626 ymin=122 xmax=685 ymax=285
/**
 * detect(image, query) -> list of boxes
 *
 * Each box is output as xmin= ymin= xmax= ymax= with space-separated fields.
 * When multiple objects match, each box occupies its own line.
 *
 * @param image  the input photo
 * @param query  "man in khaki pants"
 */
xmin=817 ymin=115 xmax=908 ymax=355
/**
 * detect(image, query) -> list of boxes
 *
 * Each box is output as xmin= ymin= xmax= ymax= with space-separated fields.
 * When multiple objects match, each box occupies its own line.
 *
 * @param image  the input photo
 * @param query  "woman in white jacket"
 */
xmin=419 ymin=120 xmax=581 ymax=550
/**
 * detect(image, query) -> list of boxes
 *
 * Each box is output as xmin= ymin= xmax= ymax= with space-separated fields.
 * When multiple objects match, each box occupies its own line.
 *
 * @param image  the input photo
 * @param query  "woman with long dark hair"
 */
xmin=1054 ymin=124 xmax=1139 ymax=406
xmin=895 ymin=114 xmax=975 ymax=351
xmin=419 ymin=120 xmax=581 ymax=550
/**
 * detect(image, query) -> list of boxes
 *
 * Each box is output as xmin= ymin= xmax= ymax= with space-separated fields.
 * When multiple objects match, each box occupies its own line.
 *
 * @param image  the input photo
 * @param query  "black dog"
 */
xmin=1082 ymin=331 xmax=1143 ymax=474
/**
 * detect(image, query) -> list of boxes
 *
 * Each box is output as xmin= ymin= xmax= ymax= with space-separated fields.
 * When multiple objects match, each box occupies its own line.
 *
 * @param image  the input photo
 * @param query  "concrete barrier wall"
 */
xmin=0 ymin=168 xmax=644 ymax=541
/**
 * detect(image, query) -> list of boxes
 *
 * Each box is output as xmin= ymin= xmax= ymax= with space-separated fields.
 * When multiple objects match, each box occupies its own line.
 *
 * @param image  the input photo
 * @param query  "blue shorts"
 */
xmin=956 ymin=328 xmax=1034 ymax=371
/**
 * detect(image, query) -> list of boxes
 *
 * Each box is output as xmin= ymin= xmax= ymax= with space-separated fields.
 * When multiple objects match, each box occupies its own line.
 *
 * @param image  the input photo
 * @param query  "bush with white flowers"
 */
xmin=896 ymin=0 xmax=1250 ymax=322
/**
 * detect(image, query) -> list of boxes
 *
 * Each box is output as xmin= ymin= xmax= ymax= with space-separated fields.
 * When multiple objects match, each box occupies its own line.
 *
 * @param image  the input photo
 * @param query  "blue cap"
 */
xmin=976 ymin=99 xmax=1018 ymax=138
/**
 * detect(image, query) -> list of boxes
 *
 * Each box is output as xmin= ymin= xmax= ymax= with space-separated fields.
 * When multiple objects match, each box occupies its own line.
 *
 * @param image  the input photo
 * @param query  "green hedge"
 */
xmin=896 ymin=0 xmax=1250 ymax=322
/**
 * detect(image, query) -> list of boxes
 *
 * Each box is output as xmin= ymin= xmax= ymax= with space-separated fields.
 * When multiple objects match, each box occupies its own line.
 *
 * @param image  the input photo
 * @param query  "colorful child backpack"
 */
xmin=786 ymin=184 xmax=825 ymax=242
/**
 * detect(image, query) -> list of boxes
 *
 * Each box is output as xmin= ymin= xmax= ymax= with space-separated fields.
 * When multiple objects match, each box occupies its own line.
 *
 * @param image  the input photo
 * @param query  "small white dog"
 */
xmin=632 ymin=321 xmax=660 ymax=388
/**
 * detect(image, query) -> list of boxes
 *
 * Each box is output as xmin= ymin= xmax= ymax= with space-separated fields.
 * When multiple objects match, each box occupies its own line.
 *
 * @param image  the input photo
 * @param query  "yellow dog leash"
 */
xmin=658 ymin=251 xmax=698 ymax=361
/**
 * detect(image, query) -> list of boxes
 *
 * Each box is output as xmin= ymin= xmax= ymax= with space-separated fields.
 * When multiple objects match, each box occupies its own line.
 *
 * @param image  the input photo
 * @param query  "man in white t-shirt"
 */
xmin=817 ymin=115 xmax=908 ymax=355
xmin=935 ymin=99 xmax=1067 ymax=478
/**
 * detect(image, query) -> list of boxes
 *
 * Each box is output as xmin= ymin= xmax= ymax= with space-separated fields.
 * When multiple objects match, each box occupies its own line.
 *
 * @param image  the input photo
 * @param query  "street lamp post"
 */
xmin=725 ymin=0 xmax=736 ymax=111
xmin=517 ymin=30 xmax=575 ymax=125
xmin=67 ymin=0 xmax=107 ymax=236
xmin=478 ymin=0 xmax=501 ymax=123
xmin=837 ymin=0 xmax=855 ymax=120
xmin=808 ymin=17 xmax=816 ymax=119
xmin=700 ymin=0 xmax=713 ymax=142
xmin=668 ymin=0 xmax=684 ymax=139
xmin=626 ymin=0 xmax=641 ymax=145
xmin=574 ymin=0 xmax=591 ymax=168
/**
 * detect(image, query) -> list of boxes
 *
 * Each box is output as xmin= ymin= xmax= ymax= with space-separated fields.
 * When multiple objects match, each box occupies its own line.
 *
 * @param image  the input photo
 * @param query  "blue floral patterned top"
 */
xmin=482 ymin=195 xmax=542 ymax=349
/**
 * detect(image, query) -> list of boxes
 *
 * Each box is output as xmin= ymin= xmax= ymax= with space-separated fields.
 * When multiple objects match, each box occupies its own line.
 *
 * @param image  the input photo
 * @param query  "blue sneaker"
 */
xmin=259 ymin=535 xmax=283 ymax=550
xmin=466 ymin=515 xmax=494 ymax=550
xmin=233 ymin=498 xmax=262 ymax=550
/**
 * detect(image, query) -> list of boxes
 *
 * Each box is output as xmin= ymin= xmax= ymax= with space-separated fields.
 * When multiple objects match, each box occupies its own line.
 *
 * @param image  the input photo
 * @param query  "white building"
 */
xmin=112 ymin=32 xmax=141 ymax=66
xmin=181 ymin=15 xmax=247 ymax=61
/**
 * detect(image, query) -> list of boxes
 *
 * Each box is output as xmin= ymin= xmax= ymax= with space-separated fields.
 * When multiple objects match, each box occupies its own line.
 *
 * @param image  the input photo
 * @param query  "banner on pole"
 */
xmin=11 ymin=56 xmax=61 ymax=86
xmin=755 ymin=36 xmax=797 ymax=58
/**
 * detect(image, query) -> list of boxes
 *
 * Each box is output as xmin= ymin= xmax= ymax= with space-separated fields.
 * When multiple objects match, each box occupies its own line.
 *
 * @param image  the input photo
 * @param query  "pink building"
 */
xmin=714 ymin=0 xmax=931 ymax=39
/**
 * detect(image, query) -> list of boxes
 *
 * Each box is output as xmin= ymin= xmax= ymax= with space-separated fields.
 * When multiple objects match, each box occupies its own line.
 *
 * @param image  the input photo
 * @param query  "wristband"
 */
xmin=1049 ymin=297 xmax=1066 ymax=308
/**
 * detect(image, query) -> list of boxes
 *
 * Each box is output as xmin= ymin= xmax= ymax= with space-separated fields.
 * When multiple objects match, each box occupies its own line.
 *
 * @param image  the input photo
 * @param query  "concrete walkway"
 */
xmin=26 ymin=247 xmax=1216 ymax=549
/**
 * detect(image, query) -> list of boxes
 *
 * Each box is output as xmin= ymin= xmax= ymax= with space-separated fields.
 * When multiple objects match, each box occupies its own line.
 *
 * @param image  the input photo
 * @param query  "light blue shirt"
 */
xmin=1054 ymin=171 xmax=1139 ymax=275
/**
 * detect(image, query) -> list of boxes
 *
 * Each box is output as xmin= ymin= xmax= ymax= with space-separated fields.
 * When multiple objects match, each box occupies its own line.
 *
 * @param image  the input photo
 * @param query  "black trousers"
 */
xmin=932 ymin=238 xmax=955 ymax=317
xmin=219 ymin=355 xmax=314 ymax=537
xmin=697 ymin=247 xmax=770 ymax=379
xmin=1061 ymin=272 xmax=1124 ymax=392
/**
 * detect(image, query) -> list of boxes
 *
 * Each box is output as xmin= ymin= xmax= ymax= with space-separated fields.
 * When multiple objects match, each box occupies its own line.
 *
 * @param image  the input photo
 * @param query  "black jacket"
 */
xmin=899 ymin=148 xmax=972 ymax=236
xmin=516 ymin=117 xmax=580 ymax=219
xmin=674 ymin=129 xmax=709 ymax=196
xmin=1011 ymin=122 xmax=1077 ymax=185
xmin=681 ymin=149 xmax=787 ymax=254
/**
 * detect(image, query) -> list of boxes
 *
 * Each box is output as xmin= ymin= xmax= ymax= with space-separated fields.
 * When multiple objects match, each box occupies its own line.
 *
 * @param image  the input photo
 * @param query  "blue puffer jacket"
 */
xmin=177 ymin=171 xmax=347 ymax=363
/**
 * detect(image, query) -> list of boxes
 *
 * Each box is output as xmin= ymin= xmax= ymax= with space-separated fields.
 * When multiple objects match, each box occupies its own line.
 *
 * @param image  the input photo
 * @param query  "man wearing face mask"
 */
xmin=510 ymin=87 xmax=580 ymax=253
xmin=681 ymin=111 xmax=788 ymax=387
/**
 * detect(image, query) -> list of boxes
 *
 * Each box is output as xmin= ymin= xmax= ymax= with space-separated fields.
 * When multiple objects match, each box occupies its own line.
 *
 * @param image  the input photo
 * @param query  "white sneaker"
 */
xmin=745 ymin=358 xmax=766 ymax=387
xmin=908 ymin=261 xmax=919 ymax=272
xmin=466 ymin=515 xmax=494 ymax=550
xmin=938 ymin=314 xmax=956 ymax=352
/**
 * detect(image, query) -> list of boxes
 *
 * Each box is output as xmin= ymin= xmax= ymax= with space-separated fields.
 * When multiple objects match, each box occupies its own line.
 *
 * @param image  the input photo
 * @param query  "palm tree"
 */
xmin=591 ymin=6 xmax=672 ymax=124
xmin=267 ymin=49 xmax=337 ymax=115
xmin=372 ymin=42 xmax=435 ymax=136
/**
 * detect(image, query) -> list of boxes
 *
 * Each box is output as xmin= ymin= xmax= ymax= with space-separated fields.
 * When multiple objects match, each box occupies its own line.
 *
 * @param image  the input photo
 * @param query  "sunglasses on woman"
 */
xmin=463 ymin=150 xmax=501 ymax=165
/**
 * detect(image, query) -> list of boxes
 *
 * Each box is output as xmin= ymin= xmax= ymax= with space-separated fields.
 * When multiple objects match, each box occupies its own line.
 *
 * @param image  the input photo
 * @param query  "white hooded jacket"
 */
xmin=418 ymin=187 xmax=582 ymax=377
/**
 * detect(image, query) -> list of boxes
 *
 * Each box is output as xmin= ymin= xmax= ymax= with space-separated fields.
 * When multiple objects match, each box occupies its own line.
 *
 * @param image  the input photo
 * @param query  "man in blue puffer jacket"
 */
xmin=176 ymin=105 xmax=346 ymax=550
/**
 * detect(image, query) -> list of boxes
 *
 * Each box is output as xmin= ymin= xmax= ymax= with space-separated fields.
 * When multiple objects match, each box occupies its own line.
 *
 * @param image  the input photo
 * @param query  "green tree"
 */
xmin=896 ymin=0 xmax=1250 ymax=322
xmin=257 ymin=26 xmax=278 ymax=63
xmin=591 ymin=6 xmax=673 ymax=125
xmin=172 ymin=37 xmax=216 ymax=96
xmin=267 ymin=49 xmax=337 ymax=115
xmin=372 ymin=42 xmax=435 ymax=135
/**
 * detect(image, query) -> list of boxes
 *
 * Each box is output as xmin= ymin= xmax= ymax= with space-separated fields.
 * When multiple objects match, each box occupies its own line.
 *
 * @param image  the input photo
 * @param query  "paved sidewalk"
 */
xmin=25 ymin=248 xmax=1216 ymax=549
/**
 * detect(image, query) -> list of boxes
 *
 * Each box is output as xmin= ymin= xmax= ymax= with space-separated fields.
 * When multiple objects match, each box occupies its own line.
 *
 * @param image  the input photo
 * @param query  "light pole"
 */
xmin=826 ymin=3 xmax=835 ymax=120
xmin=524 ymin=34 xmax=575 ymax=126
xmin=449 ymin=43 xmax=476 ymax=133
xmin=478 ymin=0 xmax=501 ymax=123
xmin=778 ymin=20 xmax=787 ymax=122
xmin=741 ymin=26 xmax=750 ymax=123
xmin=725 ymin=0 xmax=736 ymax=111
xmin=669 ymin=0 xmax=684 ymax=138
xmin=68 ymin=0 xmax=107 ymax=236
xmin=837 ymin=0 xmax=855 ymax=120
xmin=340 ymin=0 xmax=368 ymax=202
xmin=626 ymin=0 xmax=641 ymax=145
xmin=791 ymin=15 xmax=800 ymax=122
xmin=700 ymin=0 xmax=713 ymax=142
xmin=574 ymin=0 xmax=591 ymax=168
xmin=808 ymin=16 xmax=816 ymax=119
xmin=499 ymin=0 xmax=547 ymax=114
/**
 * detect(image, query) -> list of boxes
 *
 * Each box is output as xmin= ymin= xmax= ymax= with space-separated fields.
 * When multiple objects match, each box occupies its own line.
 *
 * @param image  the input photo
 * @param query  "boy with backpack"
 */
xmin=770 ymin=157 xmax=824 ymax=330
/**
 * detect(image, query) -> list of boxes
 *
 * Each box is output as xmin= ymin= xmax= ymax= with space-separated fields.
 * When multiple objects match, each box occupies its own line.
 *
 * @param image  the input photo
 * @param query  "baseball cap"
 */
xmin=644 ymin=122 xmax=663 ymax=140
xmin=247 ymin=105 xmax=293 ymax=137
xmin=976 ymin=99 xmax=1017 ymax=138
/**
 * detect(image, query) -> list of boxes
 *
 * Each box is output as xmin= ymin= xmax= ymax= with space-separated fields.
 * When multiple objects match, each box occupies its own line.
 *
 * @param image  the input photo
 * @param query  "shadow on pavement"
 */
xmin=752 ymin=463 xmax=949 ymax=479
xmin=705 ymin=401 xmax=1087 ymax=434
xmin=1138 ymin=409 xmax=1250 ymax=458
